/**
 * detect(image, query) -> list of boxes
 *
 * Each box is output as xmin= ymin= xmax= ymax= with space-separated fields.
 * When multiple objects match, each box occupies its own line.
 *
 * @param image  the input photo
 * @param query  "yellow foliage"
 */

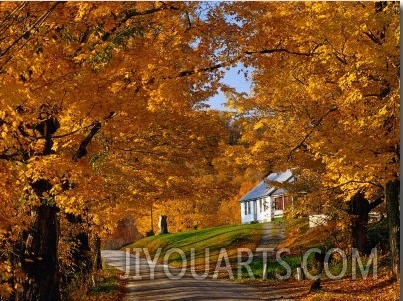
xmin=0 ymin=1 xmax=398 ymax=297
xmin=220 ymin=2 xmax=399 ymax=241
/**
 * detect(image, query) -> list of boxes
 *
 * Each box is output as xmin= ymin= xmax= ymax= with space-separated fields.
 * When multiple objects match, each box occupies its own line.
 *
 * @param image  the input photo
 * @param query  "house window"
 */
xmin=274 ymin=197 xmax=282 ymax=210
xmin=274 ymin=196 xmax=282 ymax=210
xmin=274 ymin=196 xmax=290 ymax=210
xmin=244 ymin=201 xmax=251 ymax=215
xmin=260 ymin=199 xmax=264 ymax=212
xmin=284 ymin=196 xmax=290 ymax=208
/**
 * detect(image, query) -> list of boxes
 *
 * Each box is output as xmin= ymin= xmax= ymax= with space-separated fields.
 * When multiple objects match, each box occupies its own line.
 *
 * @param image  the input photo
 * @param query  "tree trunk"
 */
xmin=386 ymin=179 xmax=400 ymax=281
xmin=22 ymin=204 xmax=60 ymax=301
xmin=350 ymin=191 xmax=383 ymax=254
xmin=350 ymin=192 xmax=369 ymax=253
xmin=158 ymin=215 xmax=168 ymax=235
xmin=94 ymin=235 xmax=102 ymax=270
xmin=309 ymin=252 xmax=326 ymax=292
xmin=66 ymin=213 xmax=92 ymax=275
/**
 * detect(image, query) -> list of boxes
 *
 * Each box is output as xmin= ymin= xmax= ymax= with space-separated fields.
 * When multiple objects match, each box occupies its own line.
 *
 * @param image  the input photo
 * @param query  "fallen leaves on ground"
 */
xmin=250 ymin=273 xmax=399 ymax=301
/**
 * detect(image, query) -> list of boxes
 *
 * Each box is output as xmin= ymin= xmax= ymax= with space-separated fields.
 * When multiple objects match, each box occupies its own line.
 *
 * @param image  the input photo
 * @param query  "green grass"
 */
xmin=241 ymin=251 xmax=380 ymax=282
xmin=124 ymin=223 xmax=265 ymax=268
xmin=68 ymin=263 xmax=122 ymax=301
xmin=237 ymin=253 xmax=302 ymax=280
xmin=91 ymin=264 xmax=120 ymax=294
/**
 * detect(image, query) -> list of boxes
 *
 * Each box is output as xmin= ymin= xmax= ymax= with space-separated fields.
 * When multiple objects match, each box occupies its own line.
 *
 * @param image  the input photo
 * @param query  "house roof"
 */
xmin=239 ymin=170 xmax=294 ymax=202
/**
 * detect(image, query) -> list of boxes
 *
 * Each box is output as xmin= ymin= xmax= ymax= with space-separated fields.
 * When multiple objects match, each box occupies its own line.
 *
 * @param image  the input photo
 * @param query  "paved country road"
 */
xmin=101 ymin=250 xmax=268 ymax=301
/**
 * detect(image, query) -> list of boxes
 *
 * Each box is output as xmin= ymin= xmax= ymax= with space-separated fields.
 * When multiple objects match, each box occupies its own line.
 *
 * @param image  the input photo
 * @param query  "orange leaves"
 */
xmin=213 ymin=3 xmax=401 ymax=249
xmin=300 ymin=274 xmax=400 ymax=301
xmin=0 ymin=2 xmax=245 ymax=297
xmin=232 ymin=2 xmax=399 ymax=169
xmin=0 ymin=282 xmax=12 ymax=299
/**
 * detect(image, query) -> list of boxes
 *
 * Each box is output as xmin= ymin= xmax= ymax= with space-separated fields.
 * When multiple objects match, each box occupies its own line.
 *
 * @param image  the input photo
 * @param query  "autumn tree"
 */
xmin=1 ymin=2 xmax=398 ymax=298
xmin=216 ymin=1 xmax=399 ymax=280
xmin=0 ymin=2 xmax=238 ymax=299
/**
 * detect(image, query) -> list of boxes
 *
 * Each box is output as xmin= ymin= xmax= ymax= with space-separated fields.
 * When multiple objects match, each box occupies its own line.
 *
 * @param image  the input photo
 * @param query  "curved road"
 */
xmin=101 ymin=223 xmax=287 ymax=300
xmin=101 ymin=250 xmax=267 ymax=301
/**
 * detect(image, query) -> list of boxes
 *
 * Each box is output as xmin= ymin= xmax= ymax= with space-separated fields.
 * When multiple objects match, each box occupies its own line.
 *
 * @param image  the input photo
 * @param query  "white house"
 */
xmin=239 ymin=170 xmax=294 ymax=224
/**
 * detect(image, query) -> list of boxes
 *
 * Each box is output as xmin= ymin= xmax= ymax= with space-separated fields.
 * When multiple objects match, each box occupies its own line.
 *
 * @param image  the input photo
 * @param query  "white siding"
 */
xmin=239 ymin=170 xmax=294 ymax=224
xmin=241 ymin=196 xmax=273 ymax=224
xmin=241 ymin=200 xmax=255 ymax=223
xmin=240 ymin=195 xmax=293 ymax=224
xmin=256 ymin=196 xmax=272 ymax=222
xmin=274 ymin=210 xmax=284 ymax=218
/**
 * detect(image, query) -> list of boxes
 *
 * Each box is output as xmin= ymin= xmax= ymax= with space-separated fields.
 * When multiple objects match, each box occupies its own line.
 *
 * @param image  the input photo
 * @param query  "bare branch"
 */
xmin=176 ymin=45 xmax=318 ymax=79
xmin=72 ymin=112 xmax=116 ymax=161
xmin=0 ymin=2 xmax=28 ymax=33
xmin=121 ymin=3 xmax=179 ymax=23
xmin=72 ymin=121 xmax=101 ymax=162
xmin=0 ymin=2 xmax=61 ymax=58
xmin=102 ymin=3 xmax=180 ymax=42
xmin=177 ymin=61 xmax=228 ymax=78
xmin=368 ymin=196 xmax=384 ymax=211
xmin=328 ymin=180 xmax=384 ymax=191
xmin=288 ymin=106 xmax=338 ymax=160
xmin=244 ymin=48 xmax=313 ymax=57
xmin=363 ymin=30 xmax=382 ymax=45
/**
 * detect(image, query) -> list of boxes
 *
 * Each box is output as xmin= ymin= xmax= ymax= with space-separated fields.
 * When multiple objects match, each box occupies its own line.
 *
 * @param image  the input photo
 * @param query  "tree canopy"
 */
xmin=0 ymin=1 xmax=399 ymax=299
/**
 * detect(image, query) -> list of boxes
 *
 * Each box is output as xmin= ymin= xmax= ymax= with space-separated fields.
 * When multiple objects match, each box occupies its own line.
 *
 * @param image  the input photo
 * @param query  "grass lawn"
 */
xmin=123 ymin=223 xmax=265 ymax=270
xmin=80 ymin=263 xmax=125 ymax=301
